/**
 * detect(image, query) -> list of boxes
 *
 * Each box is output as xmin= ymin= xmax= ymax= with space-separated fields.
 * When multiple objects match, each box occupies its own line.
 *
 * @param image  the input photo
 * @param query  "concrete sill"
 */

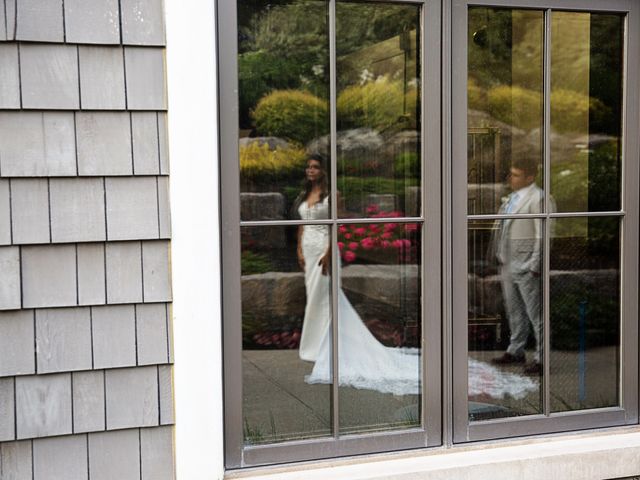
xmin=226 ymin=427 xmax=640 ymax=480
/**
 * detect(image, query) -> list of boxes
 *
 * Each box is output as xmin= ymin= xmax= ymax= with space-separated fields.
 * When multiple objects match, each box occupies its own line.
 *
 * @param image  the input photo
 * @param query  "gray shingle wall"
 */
xmin=0 ymin=1 xmax=174 ymax=478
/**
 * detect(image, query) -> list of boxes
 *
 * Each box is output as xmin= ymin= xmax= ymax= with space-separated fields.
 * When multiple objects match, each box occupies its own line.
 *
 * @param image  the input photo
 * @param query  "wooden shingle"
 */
xmin=105 ymin=367 xmax=158 ymax=430
xmin=20 ymin=44 xmax=79 ymax=109
xmin=16 ymin=374 xmax=72 ymax=439
xmin=22 ymin=245 xmax=77 ymax=308
xmin=0 ymin=179 xmax=11 ymax=245
xmin=0 ymin=310 xmax=35 ymax=377
xmin=10 ymin=178 xmax=50 ymax=244
xmin=33 ymin=435 xmax=88 ymax=480
xmin=76 ymin=112 xmax=133 ymax=176
xmin=0 ymin=246 xmax=21 ymax=310
xmin=15 ymin=0 xmax=64 ymax=42
xmin=121 ymin=0 xmax=166 ymax=46
xmin=132 ymin=112 xmax=160 ymax=174
xmin=64 ymin=0 xmax=120 ymax=45
xmin=124 ymin=47 xmax=166 ymax=110
xmin=136 ymin=303 xmax=168 ymax=365
xmin=0 ymin=377 xmax=15 ymax=440
xmin=91 ymin=304 xmax=136 ymax=369
xmin=77 ymin=243 xmax=107 ymax=306
xmin=50 ymin=178 xmax=106 ymax=243
xmin=0 ymin=112 xmax=76 ymax=177
xmin=106 ymin=177 xmax=159 ymax=241
xmin=159 ymin=366 xmax=174 ymax=425
xmin=79 ymin=46 xmax=126 ymax=110
xmin=0 ymin=44 xmax=20 ymax=108
xmin=0 ymin=441 xmax=33 ymax=480
xmin=141 ymin=426 xmax=174 ymax=480
xmin=72 ymin=370 xmax=106 ymax=433
xmin=105 ymin=242 xmax=143 ymax=304
xmin=89 ymin=430 xmax=140 ymax=480
xmin=142 ymin=241 xmax=171 ymax=302
xmin=36 ymin=307 xmax=92 ymax=374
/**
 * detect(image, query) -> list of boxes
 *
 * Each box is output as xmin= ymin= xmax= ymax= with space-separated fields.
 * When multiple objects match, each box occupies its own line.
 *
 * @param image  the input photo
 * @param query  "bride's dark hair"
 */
xmin=290 ymin=153 xmax=329 ymax=219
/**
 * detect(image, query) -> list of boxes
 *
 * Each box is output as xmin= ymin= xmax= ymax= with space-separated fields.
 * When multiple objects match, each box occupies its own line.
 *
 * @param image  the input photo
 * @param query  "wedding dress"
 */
xmin=297 ymin=197 xmax=537 ymax=399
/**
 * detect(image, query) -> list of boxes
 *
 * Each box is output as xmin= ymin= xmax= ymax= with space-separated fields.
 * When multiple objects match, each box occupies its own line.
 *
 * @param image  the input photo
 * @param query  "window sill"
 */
xmin=225 ymin=426 xmax=640 ymax=480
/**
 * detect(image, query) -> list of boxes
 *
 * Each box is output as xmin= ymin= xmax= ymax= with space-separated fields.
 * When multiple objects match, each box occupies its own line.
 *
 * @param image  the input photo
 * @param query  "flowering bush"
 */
xmin=239 ymin=141 xmax=307 ymax=181
xmin=337 ymin=205 xmax=418 ymax=264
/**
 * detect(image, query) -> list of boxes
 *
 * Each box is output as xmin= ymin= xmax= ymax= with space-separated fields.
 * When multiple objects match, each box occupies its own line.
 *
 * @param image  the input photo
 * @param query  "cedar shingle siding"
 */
xmin=0 ymin=1 xmax=174 ymax=478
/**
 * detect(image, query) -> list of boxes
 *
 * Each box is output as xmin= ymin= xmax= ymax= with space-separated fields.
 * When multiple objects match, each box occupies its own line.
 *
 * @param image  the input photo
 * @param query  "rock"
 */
xmin=366 ymin=194 xmax=398 ymax=213
xmin=241 ymin=192 xmax=287 ymax=221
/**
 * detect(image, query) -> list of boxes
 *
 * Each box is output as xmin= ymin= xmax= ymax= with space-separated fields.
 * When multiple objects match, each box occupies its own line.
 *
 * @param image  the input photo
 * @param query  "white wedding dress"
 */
xmin=297 ymin=197 xmax=537 ymax=399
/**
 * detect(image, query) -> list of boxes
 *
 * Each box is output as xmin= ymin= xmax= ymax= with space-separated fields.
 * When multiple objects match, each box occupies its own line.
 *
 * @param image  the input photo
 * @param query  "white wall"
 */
xmin=165 ymin=0 xmax=225 ymax=478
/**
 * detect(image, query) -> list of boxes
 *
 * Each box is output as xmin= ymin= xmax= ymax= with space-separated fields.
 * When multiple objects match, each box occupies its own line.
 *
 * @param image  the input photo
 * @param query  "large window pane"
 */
xmin=241 ymin=225 xmax=332 ymax=444
xmin=336 ymin=2 xmax=421 ymax=219
xmin=550 ymin=217 xmax=620 ymax=412
xmin=550 ymin=13 xmax=624 ymax=213
xmin=467 ymin=8 xmax=544 ymax=216
xmin=467 ymin=219 xmax=543 ymax=420
xmin=337 ymin=222 xmax=422 ymax=434
xmin=238 ymin=1 xmax=330 ymax=221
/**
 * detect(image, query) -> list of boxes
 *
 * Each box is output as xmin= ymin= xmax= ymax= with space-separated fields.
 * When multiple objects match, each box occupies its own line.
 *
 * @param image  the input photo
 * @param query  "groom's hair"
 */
xmin=512 ymin=156 xmax=539 ymax=178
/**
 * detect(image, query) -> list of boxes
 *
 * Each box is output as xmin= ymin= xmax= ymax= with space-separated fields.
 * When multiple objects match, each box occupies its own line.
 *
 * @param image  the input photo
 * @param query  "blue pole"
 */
xmin=578 ymin=300 xmax=587 ymax=403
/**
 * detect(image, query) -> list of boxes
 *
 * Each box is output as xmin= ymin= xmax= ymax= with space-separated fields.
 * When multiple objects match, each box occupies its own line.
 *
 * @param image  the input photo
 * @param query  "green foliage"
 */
xmin=241 ymin=250 xmax=273 ymax=275
xmin=239 ymin=141 xmax=307 ymax=183
xmin=550 ymin=89 xmax=610 ymax=134
xmin=252 ymin=90 xmax=329 ymax=144
xmin=337 ymin=78 xmax=417 ymax=132
xmin=468 ymin=78 xmax=487 ymax=112
xmin=393 ymin=152 xmax=420 ymax=179
xmin=486 ymin=85 xmax=542 ymax=130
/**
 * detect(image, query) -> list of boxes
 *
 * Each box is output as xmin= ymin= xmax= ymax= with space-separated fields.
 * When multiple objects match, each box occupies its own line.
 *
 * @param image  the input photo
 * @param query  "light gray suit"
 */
xmin=495 ymin=184 xmax=543 ymax=362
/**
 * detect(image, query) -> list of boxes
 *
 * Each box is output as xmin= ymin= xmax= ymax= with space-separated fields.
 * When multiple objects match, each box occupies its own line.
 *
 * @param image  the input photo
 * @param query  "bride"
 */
xmin=294 ymin=154 xmax=537 ymax=399
xmin=294 ymin=154 xmax=420 ymax=396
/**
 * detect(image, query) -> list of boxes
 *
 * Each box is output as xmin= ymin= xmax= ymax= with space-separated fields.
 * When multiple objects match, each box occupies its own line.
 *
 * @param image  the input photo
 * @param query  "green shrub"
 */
xmin=241 ymin=250 xmax=273 ymax=275
xmin=239 ymin=142 xmax=307 ymax=183
xmin=550 ymin=88 xmax=610 ymax=134
xmin=468 ymin=78 xmax=487 ymax=112
xmin=393 ymin=152 xmax=420 ymax=179
xmin=253 ymin=90 xmax=328 ymax=145
xmin=337 ymin=77 xmax=418 ymax=132
xmin=486 ymin=85 xmax=542 ymax=130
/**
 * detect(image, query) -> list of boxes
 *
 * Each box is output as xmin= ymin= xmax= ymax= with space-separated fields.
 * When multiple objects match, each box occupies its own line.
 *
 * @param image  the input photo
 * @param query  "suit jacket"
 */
xmin=494 ymin=184 xmax=543 ymax=274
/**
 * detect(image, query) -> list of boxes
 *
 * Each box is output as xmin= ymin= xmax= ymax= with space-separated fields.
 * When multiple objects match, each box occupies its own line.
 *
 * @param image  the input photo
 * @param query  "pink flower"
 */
xmin=404 ymin=223 xmax=418 ymax=232
xmin=402 ymin=239 xmax=411 ymax=248
xmin=360 ymin=237 xmax=375 ymax=250
xmin=381 ymin=232 xmax=393 ymax=239
xmin=392 ymin=239 xmax=404 ymax=249
xmin=343 ymin=250 xmax=356 ymax=262
xmin=344 ymin=233 xmax=352 ymax=239
xmin=366 ymin=204 xmax=379 ymax=214
xmin=338 ymin=225 xmax=347 ymax=234
xmin=354 ymin=227 xmax=367 ymax=236
xmin=337 ymin=241 xmax=344 ymax=251
xmin=348 ymin=242 xmax=358 ymax=251
xmin=384 ymin=223 xmax=397 ymax=232
xmin=381 ymin=240 xmax=391 ymax=248
xmin=369 ymin=224 xmax=380 ymax=233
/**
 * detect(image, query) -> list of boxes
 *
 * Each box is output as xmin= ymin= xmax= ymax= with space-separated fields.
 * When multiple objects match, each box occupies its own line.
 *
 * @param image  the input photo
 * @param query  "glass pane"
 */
xmin=467 ymin=8 xmax=544 ymax=216
xmin=336 ymin=2 xmax=421 ymax=219
xmin=550 ymin=13 xmax=624 ymax=213
xmin=468 ymin=219 xmax=543 ymax=421
xmin=550 ymin=217 xmax=620 ymax=412
xmin=238 ymin=0 xmax=330 ymax=221
xmin=241 ymin=225 xmax=332 ymax=444
xmin=337 ymin=222 xmax=422 ymax=434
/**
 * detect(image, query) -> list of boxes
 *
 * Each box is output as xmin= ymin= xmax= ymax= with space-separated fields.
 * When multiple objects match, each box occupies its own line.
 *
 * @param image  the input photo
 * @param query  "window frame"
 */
xmin=218 ymin=0 xmax=443 ymax=469
xmin=217 ymin=0 xmax=640 ymax=469
xmin=450 ymin=0 xmax=640 ymax=442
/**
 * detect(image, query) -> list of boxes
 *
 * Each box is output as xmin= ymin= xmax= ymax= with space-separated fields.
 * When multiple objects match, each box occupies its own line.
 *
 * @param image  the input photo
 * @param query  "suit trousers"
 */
xmin=500 ymin=266 xmax=542 ymax=363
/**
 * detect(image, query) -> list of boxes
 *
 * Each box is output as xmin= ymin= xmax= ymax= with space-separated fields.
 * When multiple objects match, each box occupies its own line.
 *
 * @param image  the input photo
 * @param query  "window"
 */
xmin=218 ymin=0 xmax=639 ymax=468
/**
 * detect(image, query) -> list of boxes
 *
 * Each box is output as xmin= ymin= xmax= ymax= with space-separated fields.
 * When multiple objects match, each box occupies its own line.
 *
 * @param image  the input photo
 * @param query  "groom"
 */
xmin=491 ymin=157 xmax=544 ymax=375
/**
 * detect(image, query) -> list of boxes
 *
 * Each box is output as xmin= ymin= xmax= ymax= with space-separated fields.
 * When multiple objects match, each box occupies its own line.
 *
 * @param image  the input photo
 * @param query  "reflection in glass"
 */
xmin=550 ymin=217 xmax=620 ymax=412
xmin=335 ymin=2 xmax=421 ymax=218
xmin=238 ymin=0 xmax=330 ymax=221
xmin=468 ymin=219 xmax=543 ymax=420
xmin=467 ymin=8 xmax=544 ymax=216
xmin=337 ymin=222 xmax=422 ymax=434
xmin=550 ymin=13 xmax=624 ymax=213
xmin=241 ymin=225 xmax=332 ymax=444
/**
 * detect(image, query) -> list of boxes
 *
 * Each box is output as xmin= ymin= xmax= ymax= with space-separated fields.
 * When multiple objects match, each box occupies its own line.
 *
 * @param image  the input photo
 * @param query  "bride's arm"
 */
xmin=297 ymin=225 xmax=305 ymax=270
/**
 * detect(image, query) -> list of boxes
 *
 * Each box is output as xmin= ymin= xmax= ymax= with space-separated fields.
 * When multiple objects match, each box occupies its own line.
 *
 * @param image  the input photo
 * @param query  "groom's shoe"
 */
xmin=524 ymin=362 xmax=542 ymax=375
xmin=491 ymin=352 xmax=525 ymax=365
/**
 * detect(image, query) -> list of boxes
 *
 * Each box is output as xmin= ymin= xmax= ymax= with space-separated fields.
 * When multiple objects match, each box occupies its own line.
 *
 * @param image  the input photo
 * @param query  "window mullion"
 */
xmin=328 ymin=0 xmax=340 ymax=440
xmin=542 ymin=7 xmax=552 ymax=418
